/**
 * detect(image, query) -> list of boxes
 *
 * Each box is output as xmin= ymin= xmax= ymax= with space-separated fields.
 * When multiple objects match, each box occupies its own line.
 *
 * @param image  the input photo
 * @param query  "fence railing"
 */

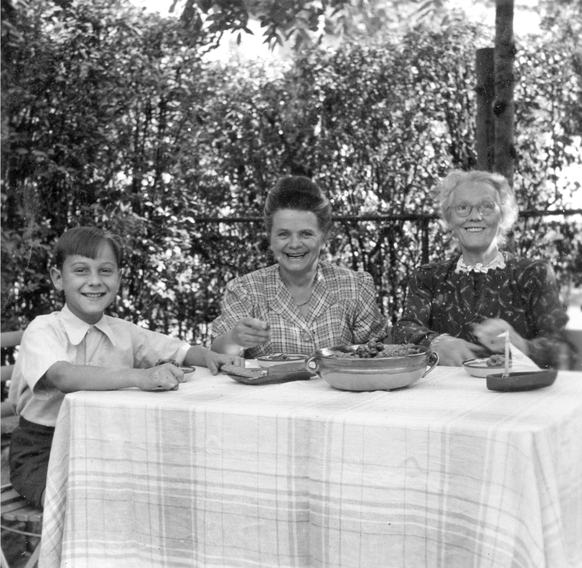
xmin=3 ymin=209 xmax=580 ymax=347
xmin=191 ymin=208 xmax=582 ymax=265
xmin=168 ymin=208 xmax=581 ymax=342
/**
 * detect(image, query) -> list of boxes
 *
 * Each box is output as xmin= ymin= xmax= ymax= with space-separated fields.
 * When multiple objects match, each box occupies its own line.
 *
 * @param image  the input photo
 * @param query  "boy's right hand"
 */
xmin=138 ymin=363 xmax=184 ymax=391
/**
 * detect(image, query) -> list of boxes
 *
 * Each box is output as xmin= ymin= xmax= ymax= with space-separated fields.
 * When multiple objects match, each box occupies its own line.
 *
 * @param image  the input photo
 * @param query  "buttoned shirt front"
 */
xmin=8 ymin=305 xmax=190 ymax=426
xmin=211 ymin=261 xmax=388 ymax=358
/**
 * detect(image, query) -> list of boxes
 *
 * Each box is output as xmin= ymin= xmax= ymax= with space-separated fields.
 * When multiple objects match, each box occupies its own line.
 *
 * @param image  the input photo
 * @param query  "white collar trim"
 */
xmin=59 ymin=305 xmax=117 ymax=346
xmin=455 ymin=251 xmax=506 ymax=274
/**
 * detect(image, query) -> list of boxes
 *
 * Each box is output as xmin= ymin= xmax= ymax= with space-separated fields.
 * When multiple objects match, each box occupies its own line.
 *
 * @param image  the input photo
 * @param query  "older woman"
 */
xmin=394 ymin=169 xmax=570 ymax=368
xmin=211 ymin=175 xmax=388 ymax=357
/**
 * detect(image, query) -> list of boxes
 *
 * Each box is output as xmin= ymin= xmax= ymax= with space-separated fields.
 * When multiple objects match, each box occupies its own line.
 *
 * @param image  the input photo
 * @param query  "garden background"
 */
xmin=2 ymin=0 xmax=581 ymax=346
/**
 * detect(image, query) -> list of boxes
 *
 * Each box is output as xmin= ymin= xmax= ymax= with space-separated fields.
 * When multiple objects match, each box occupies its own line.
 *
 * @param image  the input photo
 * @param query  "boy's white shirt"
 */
xmin=8 ymin=305 xmax=190 ymax=427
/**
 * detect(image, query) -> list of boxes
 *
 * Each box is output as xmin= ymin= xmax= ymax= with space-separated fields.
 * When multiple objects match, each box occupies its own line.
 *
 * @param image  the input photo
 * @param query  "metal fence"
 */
xmin=183 ymin=208 xmax=582 ymax=340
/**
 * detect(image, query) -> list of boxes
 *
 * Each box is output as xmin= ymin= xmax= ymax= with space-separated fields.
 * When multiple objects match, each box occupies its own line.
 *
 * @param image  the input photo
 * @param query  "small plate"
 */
xmin=256 ymin=353 xmax=307 ymax=368
xmin=462 ymin=357 xmax=509 ymax=378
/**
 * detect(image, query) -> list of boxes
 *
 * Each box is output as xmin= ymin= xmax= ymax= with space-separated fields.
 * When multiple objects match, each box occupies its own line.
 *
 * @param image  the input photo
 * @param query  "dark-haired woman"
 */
xmin=211 ymin=175 xmax=388 ymax=357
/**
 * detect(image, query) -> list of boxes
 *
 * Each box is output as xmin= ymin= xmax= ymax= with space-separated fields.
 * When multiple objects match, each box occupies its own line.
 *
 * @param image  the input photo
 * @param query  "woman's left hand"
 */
xmin=473 ymin=318 xmax=529 ymax=355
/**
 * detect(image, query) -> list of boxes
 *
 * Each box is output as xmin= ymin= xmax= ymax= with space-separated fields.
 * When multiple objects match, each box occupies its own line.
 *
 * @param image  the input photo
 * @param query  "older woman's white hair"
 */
xmin=437 ymin=169 xmax=519 ymax=246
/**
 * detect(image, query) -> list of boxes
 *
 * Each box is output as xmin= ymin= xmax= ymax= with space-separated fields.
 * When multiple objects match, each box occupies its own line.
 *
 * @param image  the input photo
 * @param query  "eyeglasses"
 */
xmin=451 ymin=202 xmax=498 ymax=217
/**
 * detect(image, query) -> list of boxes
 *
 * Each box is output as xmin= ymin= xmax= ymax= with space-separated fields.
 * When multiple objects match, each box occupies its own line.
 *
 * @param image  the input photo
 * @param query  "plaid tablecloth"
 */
xmin=39 ymin=367 xmax=582 ymax=568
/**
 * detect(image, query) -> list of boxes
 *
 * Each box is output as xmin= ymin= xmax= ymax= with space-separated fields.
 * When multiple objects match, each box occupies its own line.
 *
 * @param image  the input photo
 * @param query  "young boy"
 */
xmin=8 ymin=226 xmax=243 ymax=509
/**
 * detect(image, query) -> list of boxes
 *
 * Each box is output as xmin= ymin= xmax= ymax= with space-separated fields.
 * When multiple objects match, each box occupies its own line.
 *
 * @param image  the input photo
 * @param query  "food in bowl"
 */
xmin=328 ymin=342 xmax=423 ymax=359
xmin=306 ymin=344 xmax=439 ymax=391
xmin=258 ymin=353 xmax=305 ymax=362
xmin=486 ymin=354 xmax=506 ymax=367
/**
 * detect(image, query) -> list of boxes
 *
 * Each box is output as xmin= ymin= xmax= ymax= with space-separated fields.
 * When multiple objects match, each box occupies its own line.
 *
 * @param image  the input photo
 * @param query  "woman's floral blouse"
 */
xmin=394 ymin=254 xmax=570 ymax=368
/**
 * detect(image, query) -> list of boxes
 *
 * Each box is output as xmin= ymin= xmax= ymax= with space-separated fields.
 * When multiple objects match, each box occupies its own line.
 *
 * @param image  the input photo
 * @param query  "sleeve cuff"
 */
xmin=174 ymin=343 xmax=192 ymax=365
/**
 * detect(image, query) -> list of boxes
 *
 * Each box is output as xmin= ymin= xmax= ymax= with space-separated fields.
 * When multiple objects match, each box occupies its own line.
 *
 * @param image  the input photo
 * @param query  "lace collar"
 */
xmin=455 ymin=251 xmax=506 ymax=274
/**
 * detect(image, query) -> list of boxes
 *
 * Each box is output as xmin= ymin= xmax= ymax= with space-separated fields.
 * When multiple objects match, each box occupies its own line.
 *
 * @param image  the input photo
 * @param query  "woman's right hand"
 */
xmin=432 ymin=335 xmax=484 ymax=367
xmin=230 ymin=317 xmax=271 ymax=349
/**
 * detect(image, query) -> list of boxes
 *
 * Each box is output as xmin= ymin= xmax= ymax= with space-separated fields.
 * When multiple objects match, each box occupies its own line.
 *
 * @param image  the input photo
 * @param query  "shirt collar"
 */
xmin=59 ymin=305 xmax=117 ymax=346
xmin=272 ymin=263 xmax=326 ymax=295
xmin=455 ymin=251 xmax=506 ymax=274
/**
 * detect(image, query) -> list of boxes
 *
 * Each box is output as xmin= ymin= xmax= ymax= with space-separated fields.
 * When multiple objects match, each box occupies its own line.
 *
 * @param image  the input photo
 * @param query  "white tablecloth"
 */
xmin=39 ymin=366 xmax=582 ymax=568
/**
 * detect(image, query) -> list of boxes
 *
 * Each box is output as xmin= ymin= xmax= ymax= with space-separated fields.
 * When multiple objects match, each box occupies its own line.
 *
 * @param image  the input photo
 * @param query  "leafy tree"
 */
xmin=170 ymin=0 xmax=454 ymax=48
xmin=2 ymin=0 xmax=580 ymax=345
xmin=1 ymin=0 xmax=219 ymax=334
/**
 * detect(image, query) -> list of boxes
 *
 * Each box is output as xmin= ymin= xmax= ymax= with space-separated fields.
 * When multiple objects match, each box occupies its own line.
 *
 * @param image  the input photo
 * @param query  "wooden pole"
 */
xmin=494 ymin=0 xmax=516 ymax=185
xmin=475 ymin=48 xmax=495 ymax=171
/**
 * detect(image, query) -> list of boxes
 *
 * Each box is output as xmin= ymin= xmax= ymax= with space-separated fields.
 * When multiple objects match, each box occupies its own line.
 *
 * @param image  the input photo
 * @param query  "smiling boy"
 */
xmin=8 ymin=226 xmax=242 ymax=508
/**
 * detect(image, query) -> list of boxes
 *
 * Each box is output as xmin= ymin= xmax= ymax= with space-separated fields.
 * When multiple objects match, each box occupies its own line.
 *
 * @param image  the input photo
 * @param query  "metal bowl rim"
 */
xmin=313 ymin=344 xmax=430 ymax=361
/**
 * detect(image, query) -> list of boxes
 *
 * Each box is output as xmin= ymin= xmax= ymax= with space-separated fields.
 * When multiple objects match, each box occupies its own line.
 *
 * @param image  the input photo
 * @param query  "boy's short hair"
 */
xmin=53 ymin=227 xmax=124 ymax=269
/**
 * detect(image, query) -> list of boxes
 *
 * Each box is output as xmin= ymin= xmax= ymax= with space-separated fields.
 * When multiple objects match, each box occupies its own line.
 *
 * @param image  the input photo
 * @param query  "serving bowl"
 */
xmin=257 ymin=353 xmax=307 ymax=368
xmin=305 ymin=344 xmax=439 ymax=392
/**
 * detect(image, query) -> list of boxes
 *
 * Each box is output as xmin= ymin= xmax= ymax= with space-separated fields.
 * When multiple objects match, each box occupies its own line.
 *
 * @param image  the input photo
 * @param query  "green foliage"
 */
xmin=510 ymin=20 xmax=582 ymax=290
xmin=2 ymin=0 xmax=581 ymax=342
xmin=173 ymin=0 xmax=447 ymax=49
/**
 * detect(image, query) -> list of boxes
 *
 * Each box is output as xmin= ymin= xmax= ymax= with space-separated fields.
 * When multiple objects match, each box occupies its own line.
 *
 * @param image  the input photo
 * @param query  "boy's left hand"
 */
xmin=205 ymin=351 xmax=245 ymax=375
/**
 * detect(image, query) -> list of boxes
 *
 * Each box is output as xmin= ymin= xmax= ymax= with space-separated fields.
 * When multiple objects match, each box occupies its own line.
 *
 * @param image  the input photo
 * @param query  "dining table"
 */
xmin=38 ymin=363 xmax=582 ymax=568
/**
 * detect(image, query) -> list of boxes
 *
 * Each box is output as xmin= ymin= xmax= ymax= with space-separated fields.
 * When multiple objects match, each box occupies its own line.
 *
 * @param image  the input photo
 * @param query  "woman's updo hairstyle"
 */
xmin=263 ymin=176 xmax=332 ymax=237
xmin=438 ymin=169 xmax=519 ymax=246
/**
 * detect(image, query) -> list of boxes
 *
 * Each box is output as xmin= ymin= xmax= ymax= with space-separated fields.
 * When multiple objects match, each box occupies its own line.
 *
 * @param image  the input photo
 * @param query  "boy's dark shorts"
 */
xmin=9 ymin=416 xmax=55 ymax=509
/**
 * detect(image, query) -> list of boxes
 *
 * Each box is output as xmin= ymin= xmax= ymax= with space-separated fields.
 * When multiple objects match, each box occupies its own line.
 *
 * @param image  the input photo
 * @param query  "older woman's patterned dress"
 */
xmin=394 ymin=254 xmax=570 ymax=368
